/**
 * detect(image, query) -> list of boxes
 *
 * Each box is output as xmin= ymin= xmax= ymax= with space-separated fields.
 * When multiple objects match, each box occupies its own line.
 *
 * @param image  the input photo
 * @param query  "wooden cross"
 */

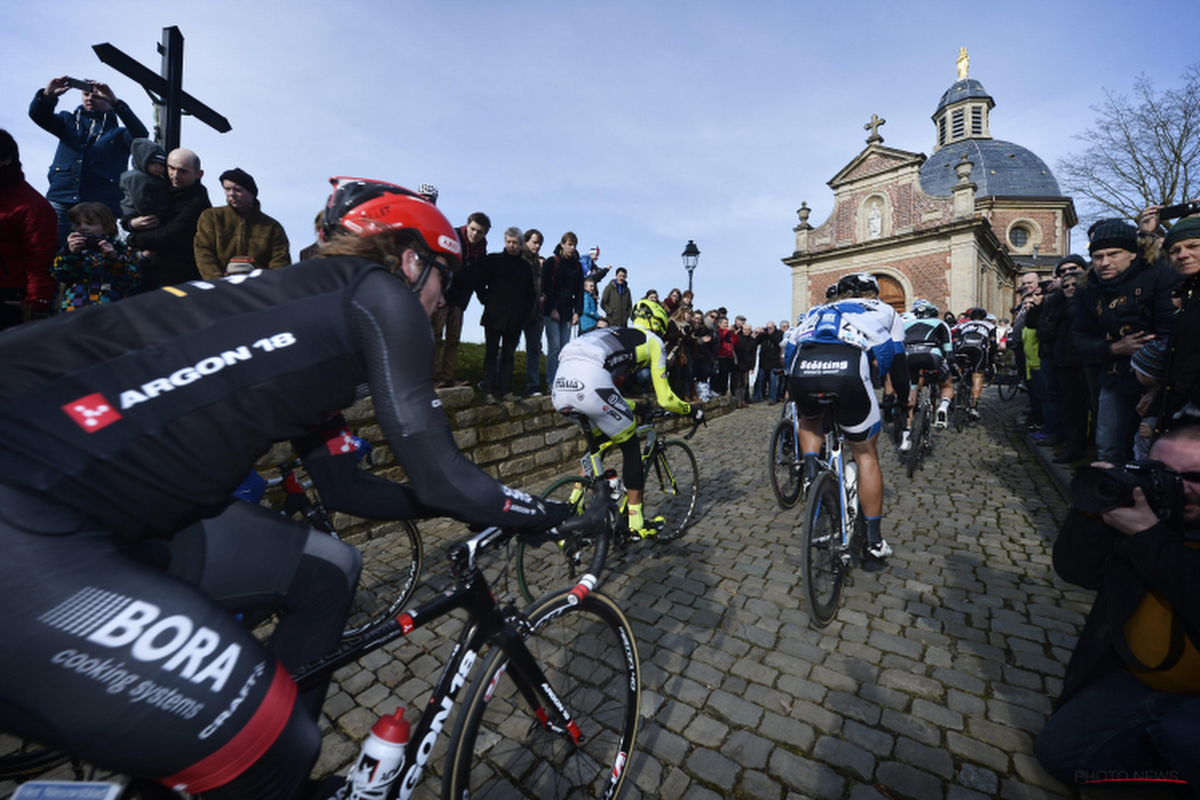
xmin=864 ymin=114 xmax=886 ymax=144
xmin=93 ymin=27 xmax=230 ymax=152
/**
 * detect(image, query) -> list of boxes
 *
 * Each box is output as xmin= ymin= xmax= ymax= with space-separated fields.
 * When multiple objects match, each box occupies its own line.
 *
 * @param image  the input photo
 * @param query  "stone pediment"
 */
xmin=828 ymin=145 xmax=926 ymax=189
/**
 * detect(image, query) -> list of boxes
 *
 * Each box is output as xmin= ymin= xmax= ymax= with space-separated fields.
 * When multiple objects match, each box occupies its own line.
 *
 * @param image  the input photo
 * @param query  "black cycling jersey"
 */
xmin=0 ymin=258 xmax=553 ymax=539
xmin=0 ymin=259 xmax=563 ymax=798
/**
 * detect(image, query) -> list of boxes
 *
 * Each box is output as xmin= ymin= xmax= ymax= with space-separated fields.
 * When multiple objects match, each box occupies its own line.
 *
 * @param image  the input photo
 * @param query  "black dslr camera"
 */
xmin=1070 ymin=459 xmax=1186 ymax=526
xmin=81 ymin=233 xmax=108 ymax=250
xmin=1159 ymin=200 xmax=1200 ymax=222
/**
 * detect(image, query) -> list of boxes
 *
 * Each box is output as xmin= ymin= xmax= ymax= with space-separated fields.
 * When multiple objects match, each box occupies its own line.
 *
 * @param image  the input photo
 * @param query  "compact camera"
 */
xmin=1070 ymin=459 xmax=1186 ymax=525
xmin=1159 ymin=200 xmax=1200 ymax=222
xmin=81 ymin=233 xmax=108 ymax=250
xmin=66 ymin=77 xmax=93 ymax=92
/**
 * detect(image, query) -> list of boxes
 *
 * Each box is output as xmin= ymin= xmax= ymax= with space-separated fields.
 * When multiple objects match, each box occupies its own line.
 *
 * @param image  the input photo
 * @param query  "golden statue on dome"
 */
xmin=957 ymin=47 xmax=969 ymax=80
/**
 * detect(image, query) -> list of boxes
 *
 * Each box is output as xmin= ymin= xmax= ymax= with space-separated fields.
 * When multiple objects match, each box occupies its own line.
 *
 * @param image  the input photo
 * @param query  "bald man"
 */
xmin=126 ymin=147 xmax=212 ymax=287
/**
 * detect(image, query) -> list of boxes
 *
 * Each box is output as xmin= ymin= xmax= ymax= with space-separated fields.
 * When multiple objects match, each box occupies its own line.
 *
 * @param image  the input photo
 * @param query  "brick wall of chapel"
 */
xmin=805 ymin=250 xmax=950 ymax=308
xmin=985 ymin=208 xmax=1063 ymax=255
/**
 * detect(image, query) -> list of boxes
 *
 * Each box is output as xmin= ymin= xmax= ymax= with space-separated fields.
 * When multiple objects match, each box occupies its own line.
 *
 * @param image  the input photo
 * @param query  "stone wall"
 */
xmin=265 ymin=387 xmax=736 ymax=539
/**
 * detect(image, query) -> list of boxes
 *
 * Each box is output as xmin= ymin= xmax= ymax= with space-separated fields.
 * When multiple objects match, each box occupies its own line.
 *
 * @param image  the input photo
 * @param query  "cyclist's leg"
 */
xmin=0 ymin=485 xmax=319 ymax=799
xmin=165 ymin=500 xmax=360 ymax=720
xmin=837 ymin=352 xmax=890 ymax=556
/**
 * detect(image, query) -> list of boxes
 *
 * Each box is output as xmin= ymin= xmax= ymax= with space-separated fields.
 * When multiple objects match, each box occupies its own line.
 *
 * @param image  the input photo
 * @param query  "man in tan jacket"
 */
xmin=193 ymin=167 xmax=290 ymax=279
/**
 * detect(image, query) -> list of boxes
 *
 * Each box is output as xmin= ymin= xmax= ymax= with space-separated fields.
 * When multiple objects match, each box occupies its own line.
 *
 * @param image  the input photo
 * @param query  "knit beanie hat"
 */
xmin=1131 ymin=338 xmax=1168 ymax=382
xmin=219 ymin=168 xmax=258 ymax=197
xmin=1164 ymin=216 xmax=1200 ymax=252
xmin=149 ymin=151 xmax=167 ymax=167
xmin=1055 ymin=254 xmax=1088 ymax=275
xmin=1088 ymin=219 xmax=1139 ymax=254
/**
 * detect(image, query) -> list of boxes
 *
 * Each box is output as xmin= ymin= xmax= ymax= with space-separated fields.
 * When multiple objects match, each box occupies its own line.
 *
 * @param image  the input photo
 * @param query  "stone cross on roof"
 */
xmin=864 ymin=114 xmax=886 ymax=144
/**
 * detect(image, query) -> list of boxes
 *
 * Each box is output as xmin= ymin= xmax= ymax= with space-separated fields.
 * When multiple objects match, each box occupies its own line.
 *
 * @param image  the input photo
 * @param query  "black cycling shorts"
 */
xmin=788 ymin=342 xmax=879 ymax=441
xmin=958 ymin=342 xmax=989 ymax=374
xmin=906 ymin=344 xmax=949 ymax=385
xmin=0 ymin=484 xmax=321 ymax=796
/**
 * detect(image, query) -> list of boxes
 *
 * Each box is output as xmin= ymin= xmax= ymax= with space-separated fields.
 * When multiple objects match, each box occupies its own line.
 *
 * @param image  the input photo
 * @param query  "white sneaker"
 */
xmin=899 ymin=430 xmax=912 ymax=452
xmin=867 ymin=540 xmax=893 ymax=560
xmin=934 ymin=404 xmax=949 ymax=430
xmin=968 ymin=406 xmax=980 ymax=421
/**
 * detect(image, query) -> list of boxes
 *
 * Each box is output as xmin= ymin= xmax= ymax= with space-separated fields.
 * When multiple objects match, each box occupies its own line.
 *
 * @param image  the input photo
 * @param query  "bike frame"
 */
xmin=292 ymin=528 xmax=583 ymax=799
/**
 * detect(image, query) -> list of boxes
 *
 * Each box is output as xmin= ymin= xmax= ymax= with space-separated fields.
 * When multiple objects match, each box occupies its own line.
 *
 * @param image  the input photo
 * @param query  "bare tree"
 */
xmin=1057 ymin=63 xmax=1200 ymax=228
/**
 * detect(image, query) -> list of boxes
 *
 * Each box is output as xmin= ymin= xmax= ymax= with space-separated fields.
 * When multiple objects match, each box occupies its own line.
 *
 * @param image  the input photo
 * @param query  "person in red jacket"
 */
xmin=0 ymin=129 xmax=57 ymax=328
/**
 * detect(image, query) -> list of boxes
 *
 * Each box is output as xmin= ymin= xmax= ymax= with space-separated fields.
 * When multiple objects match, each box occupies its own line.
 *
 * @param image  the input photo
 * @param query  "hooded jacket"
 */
xmin=28 ymin=91 xmax=149 ymax=212
xmin=119 ymin=138 xmax=169 ymax=219
xmin=193 ymin=200 xmax=291 ymax=280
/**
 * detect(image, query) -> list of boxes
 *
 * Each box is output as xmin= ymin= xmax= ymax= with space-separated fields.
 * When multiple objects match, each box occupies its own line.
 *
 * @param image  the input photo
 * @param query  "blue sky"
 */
xmin=3 ymin=0 xmax=1196 ymax=340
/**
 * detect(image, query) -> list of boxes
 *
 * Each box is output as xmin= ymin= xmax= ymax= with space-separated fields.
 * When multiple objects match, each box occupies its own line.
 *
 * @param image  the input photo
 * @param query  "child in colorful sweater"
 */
xmin=51 ymin=202 xmax=141 ymax=312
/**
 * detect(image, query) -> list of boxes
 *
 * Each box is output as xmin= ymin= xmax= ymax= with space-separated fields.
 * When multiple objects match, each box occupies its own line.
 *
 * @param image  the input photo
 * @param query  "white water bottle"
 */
xmin=343 ymin=707 xmax=409 ymax=799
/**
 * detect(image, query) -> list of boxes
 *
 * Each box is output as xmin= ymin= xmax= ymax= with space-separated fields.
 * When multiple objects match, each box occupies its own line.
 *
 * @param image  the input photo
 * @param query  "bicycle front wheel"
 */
xmin=801 ymin=470 xmax=846 ymax=628
xmin=952 ymin=381 xmax=969 ymax=432
xmin=643 ymin=440 xmax=699 ymax=542
xmin=768 ymin=419 xmax=802 ymax=509
xmin=342 ymin=519 xmax=423 ymax=639
xmin=516 ymin=477 xmax=595 ymax=605
xmin=444 ymin=590 xmax=641 ymax=800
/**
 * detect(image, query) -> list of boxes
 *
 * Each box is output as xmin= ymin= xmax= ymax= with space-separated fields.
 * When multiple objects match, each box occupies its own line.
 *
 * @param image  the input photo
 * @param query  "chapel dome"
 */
xmin=920 ymin=138 xmax=1062 ymax=197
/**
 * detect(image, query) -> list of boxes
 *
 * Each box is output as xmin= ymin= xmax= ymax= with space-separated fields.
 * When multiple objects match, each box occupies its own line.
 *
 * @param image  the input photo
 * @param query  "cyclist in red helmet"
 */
xmin=0 ymin=177 xmax=570 ymax=799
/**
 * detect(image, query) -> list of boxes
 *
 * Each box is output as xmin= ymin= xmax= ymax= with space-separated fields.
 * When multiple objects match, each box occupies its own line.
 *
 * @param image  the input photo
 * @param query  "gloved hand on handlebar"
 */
xmin=540 ymin=499 xmax=577 ymax=531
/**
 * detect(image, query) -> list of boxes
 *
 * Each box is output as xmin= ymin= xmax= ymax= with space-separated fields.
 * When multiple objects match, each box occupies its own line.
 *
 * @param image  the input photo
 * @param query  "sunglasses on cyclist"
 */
xmin=418 ymin=253 xmax=454 ymax=292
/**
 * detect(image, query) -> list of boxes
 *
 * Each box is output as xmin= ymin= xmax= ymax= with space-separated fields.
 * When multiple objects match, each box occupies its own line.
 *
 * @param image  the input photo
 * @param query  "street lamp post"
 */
xmin=682 ymin=240 xmax=700 ymax=294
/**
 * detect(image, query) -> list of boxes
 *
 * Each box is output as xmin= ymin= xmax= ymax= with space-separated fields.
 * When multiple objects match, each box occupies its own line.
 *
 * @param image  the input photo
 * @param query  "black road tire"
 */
xmin=769 ymin=419 xmax=803 ymax=509
xmin=443 ymin=590 xmax=641 ymax=800
xmin=801 ymin=470 xmax=846 ymax=628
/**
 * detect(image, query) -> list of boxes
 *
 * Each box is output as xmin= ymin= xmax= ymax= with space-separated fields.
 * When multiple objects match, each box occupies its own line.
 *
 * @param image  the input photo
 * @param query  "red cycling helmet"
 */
xmin=321 ymin=176 xmax=462 ymax=272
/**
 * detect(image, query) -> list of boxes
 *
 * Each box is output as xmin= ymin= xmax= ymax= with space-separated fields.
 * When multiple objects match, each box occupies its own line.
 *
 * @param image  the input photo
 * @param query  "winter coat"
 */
xmin=126 ymin=181 xmax=211 ymax=288
xmin=734 ymin=330 xmax=757 ymax=369
xmin=1051 ymin=293 xmax=1085 ymax=369
xmin=476 ymin=250 xmax=535 ymax=333
xmin=542 ymin=253 xmax=584 ymax=320
xmin=1072 ymin=258 xmax=1179 ymax=387
xmin=28 ymin=91 xmax=149 ymax=213
xmin=1051 ymin=508 xmax=1200 ymax=709
xmin=0 ymin=169 xmax=58 ymax=311
xmin=50 ymin=237 xmax=141 ymax=311
xmin=601 ymin=279 xmax=632 ymax=326
xmin=193 ymin=201 xmax=291 ymax=280
xmin=444 ymin=226 xmax=486 ymax=311
xmin=1154 ymin=273 xmax=1200 ymax=434
xmin=756 ymin=328 xmax=783 ymax=370
xmin=119 ymin=138 xmax=168 ymax=219
xmin=581 ymin=292 xmax=601 ymax=332
xmin=717 ymin=327 xmax=738 ymax=361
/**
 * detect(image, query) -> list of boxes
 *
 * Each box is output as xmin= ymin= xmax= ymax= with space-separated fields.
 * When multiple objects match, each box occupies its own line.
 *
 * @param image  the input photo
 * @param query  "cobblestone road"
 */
xmin=314 ymin=388 xmax=1098 ymax=800
xmin=6 ymin=389 xmax=1164 ymax=799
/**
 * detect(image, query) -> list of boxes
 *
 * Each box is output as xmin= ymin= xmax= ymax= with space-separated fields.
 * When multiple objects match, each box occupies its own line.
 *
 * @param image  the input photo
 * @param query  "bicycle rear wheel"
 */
xmin=643 ymin=440 xmax=699 ymax=542
xmin=444 ymin=590 xmax=641 ymax=800
xmin=952 ymin=380 xmax=969 ymax=432
xmin=768 ymin=419 xmax=802 ymax=509
xmin=341 ymin=519 xmax=423 ymax=639
xmin=801 ymin=470 xmax=846 ymax=628
xmin=516 ymin=477 xmax=595 ymax=604
xmin=907 ymin=397 xmax=928 ymax=479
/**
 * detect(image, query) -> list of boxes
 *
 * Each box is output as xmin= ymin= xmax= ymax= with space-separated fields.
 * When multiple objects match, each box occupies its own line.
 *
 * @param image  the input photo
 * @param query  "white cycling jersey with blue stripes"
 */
xmin=790 ymin=297 xmax=907 ymax=376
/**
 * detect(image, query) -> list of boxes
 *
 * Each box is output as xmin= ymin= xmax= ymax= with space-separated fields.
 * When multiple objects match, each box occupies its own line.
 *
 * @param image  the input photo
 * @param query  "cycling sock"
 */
xmin=865 ymin=515 xmax=883 ymax=545
xmin=567 ymin=482 xmax=584 ymax=504
xmin=939 ymin=398 xmax=950 ymax=409
xmin=628 ymin=503 xmax=644 ymax=531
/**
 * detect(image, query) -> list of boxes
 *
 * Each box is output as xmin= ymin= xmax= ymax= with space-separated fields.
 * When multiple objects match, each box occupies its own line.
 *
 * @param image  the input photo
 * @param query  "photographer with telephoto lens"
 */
xmin=1036 ymin=423 xmax=1200 ymax=792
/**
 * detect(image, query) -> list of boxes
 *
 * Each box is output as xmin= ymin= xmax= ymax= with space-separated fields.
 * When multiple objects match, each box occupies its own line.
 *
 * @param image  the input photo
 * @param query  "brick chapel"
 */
xmin=783 ymin=50 xmax=1077 ymax=319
